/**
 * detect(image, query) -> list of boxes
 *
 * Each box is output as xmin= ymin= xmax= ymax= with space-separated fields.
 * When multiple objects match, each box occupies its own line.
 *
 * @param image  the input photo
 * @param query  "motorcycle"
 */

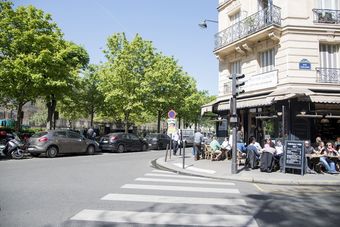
xmin=1 ymin=133 xmax=25 ymax=159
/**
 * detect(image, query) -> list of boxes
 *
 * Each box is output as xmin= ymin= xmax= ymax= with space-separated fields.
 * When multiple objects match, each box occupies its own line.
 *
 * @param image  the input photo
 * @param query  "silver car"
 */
xmin=27 ymin=129 xmax=100 ymax=158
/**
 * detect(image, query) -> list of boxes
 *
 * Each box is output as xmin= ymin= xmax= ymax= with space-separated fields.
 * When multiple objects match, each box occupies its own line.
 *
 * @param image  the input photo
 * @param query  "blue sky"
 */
xmin=14 ymin=0 xmax=218 ymax=95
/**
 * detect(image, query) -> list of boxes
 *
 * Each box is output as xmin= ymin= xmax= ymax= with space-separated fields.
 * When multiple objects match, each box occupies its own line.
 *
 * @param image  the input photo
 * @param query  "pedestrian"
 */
xmin=87 ymin=127 xmax=96 ymax=140
xmin=172 ymin=130 xmax=179 ymax=155
xmin=193 ymin=128 xmax=204 ymax=160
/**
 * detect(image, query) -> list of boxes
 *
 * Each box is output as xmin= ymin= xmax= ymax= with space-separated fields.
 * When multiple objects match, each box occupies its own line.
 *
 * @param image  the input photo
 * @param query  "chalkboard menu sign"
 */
xmin=283 ymin=140 xmax=305 ymax=175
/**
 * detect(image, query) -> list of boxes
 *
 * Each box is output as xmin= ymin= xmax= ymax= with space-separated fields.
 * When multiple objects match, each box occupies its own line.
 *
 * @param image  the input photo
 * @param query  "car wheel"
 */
xmin=117 ymin=145 xmax=124 ymax=153
xmin=142 ymin=144 xmax=147 ymax=151
xmin=87 ymin=145 xmax=95 ymax=155
xmin=46 ymin=146 xmax=58 ymax=158
xmin=30 ymin=153 xmax=40 ymax=157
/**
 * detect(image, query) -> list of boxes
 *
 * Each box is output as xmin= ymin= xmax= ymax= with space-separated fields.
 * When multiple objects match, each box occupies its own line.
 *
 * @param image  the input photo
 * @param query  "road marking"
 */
xmin=254 ymin=183 xmax=265 ymax=192
xmin=121 ymin=184 xmax=240 ymax=194
xmin=173 ymin=163 xmax=216 ymax=174
xmin=101 ymin=193 xmax=247 ymax=205
xmin=70 ymin=209 xmax=258 ymax=226
xmin=145 ymin=173 xmax=209 ymax=179
xmin=135 ymin=177 xmax=235 ymax=186
xmin=152 ymin=169 xmax=176 ymax=174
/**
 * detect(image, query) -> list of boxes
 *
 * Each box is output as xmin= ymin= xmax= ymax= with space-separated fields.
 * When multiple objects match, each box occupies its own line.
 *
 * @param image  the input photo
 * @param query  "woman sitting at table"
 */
xmin=318 ymin=142 xmax=338 ymax=174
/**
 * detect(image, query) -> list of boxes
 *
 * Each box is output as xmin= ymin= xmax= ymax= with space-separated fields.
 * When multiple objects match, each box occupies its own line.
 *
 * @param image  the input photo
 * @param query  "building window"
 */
xmin=230 ymin=60 xmax=241 ymax=75
xmin=317 ymin=0 xmax=340 ymax=10
xmin=258 ymin=0 xmax=269 ymax=11
xmin=223 ymin=82 xmax=229 ymax=94
xmin=230 ymin=11 xmax=240 ymax=24
xmin=259 ymin=48 xmax=275 ymax=73
xmin=319 ymin=44 xmax=340 ymax=68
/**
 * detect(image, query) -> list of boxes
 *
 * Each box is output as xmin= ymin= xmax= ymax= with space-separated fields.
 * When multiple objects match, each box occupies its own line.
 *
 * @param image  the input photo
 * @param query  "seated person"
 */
xmin=263 ymin=138 xmax=276 ymax=154
xmin=209 ymin=137 xmax=222 ymax=160
xmin=246 ymin=137 xmax=261 ymax=169
xmin=318 ymin=142 xmax=338 ymax=174
xmin=304 ymin=140 xmax=316 ymax=174
xmin=220 ymin=137 xmax=231 ymax=159
xmin=274 ymin=140 xmax=284 ymax=171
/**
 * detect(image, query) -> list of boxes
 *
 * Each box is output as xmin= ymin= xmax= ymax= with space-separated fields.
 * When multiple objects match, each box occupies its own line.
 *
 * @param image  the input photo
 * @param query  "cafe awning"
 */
xmin=201 ymin=99 xmax=219 ymax=115
xmin=217 ymin=95 xmax=273 ymax=111
xmin=309 ymin=94 xmax=340 ymax=104
xmin=267 ymin=87 xmax=314 ymax=101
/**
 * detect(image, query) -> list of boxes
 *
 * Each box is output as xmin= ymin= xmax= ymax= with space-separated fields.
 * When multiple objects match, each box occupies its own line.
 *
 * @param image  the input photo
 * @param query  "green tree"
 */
xmin=142 ymin=54 xmax=187 ymax=132
xmin=99 ymin=33 xmax=155 ymax=133
xmin=0 ymin=1 xmax=88 ymax=130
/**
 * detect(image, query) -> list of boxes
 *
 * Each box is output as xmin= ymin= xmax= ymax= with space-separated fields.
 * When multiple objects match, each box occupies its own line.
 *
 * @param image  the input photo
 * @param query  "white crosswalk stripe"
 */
xmin=135 ymin=177 xmax=235 ymax=185
xmin=121 ymin=183 xmax=240 ymax=193
xmin=69 ymin=169 xmax=258 ymax=226
xmin=71 ymin=209 xmax=259 ymax=227
xmin=101 ymin=193 xmax=247 ymax=205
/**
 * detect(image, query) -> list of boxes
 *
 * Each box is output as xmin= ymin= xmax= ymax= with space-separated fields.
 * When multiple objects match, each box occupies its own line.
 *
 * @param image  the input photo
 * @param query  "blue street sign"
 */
xmin=299 ymin=59 xmax=311 ymax=70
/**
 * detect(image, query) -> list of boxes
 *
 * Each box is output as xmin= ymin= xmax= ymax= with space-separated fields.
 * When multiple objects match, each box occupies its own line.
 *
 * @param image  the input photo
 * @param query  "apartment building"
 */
xmin=202 ymin=0 xmax=340 ymax=142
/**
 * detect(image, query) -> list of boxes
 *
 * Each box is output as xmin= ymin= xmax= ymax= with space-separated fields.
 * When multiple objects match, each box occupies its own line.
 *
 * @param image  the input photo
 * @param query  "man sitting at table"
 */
xmin=209 ymin=137 xmax=222 ymax=160
xmin=304 ymin=141 xmax=316 ymax=174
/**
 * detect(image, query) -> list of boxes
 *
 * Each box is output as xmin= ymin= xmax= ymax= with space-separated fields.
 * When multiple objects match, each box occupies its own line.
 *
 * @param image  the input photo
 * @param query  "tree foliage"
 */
xmin=99 ymin=33 xmax=155 ymax=133
xmin=0 ymin=1 xmax=89 ymax=130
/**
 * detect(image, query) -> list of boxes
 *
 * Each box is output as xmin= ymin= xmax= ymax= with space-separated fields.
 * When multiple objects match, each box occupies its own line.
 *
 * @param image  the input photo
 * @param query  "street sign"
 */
xmin=168 ymin=109 xmax=176 ymax=119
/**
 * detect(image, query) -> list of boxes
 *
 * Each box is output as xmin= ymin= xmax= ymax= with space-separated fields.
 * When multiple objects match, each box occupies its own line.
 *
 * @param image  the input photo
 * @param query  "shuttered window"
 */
xmin=259 ymin=48 xmax=275 ymax=73
xmin=319 ymin=44 xmax=340 ymax=68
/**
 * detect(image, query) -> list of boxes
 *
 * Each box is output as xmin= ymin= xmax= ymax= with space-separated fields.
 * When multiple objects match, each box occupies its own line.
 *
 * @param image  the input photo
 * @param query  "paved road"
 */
xmin=0 ymin=150 xmax=339 ymax=227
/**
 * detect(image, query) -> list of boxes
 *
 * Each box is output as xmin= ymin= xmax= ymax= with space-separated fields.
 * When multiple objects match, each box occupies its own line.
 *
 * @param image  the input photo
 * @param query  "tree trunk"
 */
xmin=46 ymin=94 xmax=56 ymax=130
xmin=124 ymin=112 xmax=129 ymax=134
xmin=15 ymin=102 xmax=23 ymax=132
xmin=90 ymin=104 xmax=94 ymax=127
xmin=157 ymin=110 xmax=161 ymax=133
xmin=178 ymin=116 xmax=181 ymax=129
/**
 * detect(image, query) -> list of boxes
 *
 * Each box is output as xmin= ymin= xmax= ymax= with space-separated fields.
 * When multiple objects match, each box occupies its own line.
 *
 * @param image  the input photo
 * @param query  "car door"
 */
xmin=67 ymin=131 xmax=86 ymax=153
xmin=53 ymin=131 xmax=68 ymax=153
xmin=129 ymin=134 xmax=142 ymax=151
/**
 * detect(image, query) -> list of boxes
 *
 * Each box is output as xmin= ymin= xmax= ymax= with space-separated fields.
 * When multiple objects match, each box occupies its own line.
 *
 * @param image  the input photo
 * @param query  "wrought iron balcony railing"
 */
xmin=214 ymin=5 xmax=281 ymax=50
xmin=313 ymin=9 xmax=340 ymax=24
xmin=316 ymin=67 xmax=340 ymax=84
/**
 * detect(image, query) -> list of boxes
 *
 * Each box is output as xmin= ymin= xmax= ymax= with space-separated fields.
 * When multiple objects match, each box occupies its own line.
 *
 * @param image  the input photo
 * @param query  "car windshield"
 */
xmin=145 ymin=134 xmax=158 ymax=139
xmin=31 ymin=131 xmax=48 ymax=138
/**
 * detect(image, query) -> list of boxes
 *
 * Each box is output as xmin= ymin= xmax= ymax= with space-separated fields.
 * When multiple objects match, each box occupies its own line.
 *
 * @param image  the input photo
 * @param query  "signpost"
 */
xmin=283 ymin=140 xmax=305 ymax=175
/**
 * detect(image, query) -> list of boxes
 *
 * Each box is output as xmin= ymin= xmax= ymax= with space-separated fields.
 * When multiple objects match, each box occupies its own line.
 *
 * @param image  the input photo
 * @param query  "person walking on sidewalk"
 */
xmin=172 ymin=130 xmax=179 ymax=155
xmin=193 ymin=129 xmax=204 ymax=160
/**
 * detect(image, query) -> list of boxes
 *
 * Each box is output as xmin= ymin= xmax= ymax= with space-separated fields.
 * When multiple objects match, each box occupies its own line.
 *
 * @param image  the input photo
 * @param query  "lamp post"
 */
xmin=198 ymin=19 xmax=218 ymax=29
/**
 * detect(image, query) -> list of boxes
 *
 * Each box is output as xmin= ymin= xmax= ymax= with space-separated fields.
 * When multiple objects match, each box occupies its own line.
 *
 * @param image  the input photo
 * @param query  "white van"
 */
xmin=180 ymin=129 xmax=195 ymax=147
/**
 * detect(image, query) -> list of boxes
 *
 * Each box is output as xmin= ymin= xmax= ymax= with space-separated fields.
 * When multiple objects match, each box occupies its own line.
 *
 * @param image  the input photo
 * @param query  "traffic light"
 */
xmin=229 ymin=74 xmax=245 ymax=97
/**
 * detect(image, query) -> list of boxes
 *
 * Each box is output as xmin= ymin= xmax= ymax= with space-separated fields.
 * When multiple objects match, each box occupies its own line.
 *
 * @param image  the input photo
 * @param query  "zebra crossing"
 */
xmin=70 ymin=169 xmax=259 ymax=226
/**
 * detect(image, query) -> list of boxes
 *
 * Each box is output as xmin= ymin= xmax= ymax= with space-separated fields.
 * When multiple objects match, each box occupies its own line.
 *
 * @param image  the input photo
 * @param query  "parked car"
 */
xmin=27 ymin=129 xmax=100 ymax=158
xmin=99 ymin=133 xmax=148 ymax=153
xmin=144 ymin=133 xmax=171 ymax=150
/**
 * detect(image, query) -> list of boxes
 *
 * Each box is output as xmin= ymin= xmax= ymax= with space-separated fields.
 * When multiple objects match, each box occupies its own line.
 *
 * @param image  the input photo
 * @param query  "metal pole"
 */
xmin=182 ymin=132 xmax=185 ymax=169
xmin=165 ymin=144 xmax=169 ymax=162
xmin=231 ymin=125 xmax=237 ymax=174
xmin=282 ymin=105 xmax=285 ymax=139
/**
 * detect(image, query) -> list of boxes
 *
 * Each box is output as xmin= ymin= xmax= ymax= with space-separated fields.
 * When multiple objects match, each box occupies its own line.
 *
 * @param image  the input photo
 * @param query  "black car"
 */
xmin=99 ymin=133 xmax=148 ymax=153
xmin=144 ymin=133 xmax=171 ymax=150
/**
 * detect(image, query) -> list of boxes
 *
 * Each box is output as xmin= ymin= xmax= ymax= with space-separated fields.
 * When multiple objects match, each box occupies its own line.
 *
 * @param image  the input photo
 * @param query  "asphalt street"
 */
xmin=0 ymin=150 xmax=339 ymax=227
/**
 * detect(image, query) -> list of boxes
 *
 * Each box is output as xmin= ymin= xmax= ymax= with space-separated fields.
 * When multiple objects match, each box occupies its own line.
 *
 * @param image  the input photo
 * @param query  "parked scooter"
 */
xmin=1 ymin=133 xmax=25 ymax=159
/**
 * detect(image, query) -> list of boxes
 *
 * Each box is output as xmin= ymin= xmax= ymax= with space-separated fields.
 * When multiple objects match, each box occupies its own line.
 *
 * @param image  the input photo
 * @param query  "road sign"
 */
xmin=168 ymin=109 xmax=176 ymax=119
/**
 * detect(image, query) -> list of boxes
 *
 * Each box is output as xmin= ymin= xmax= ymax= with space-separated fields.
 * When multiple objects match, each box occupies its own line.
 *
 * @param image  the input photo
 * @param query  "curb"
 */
xmin=153 ymin=157 xmax=340 ymax=186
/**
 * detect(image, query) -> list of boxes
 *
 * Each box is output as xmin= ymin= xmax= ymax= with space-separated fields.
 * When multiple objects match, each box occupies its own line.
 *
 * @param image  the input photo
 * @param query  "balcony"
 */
xmin=313 ymin=9 xmax=340 ymax=24
xmin=316 ymin=67 xmax=340 ymax=84
xmin=214 ymin=5 xmax=281 ymax=51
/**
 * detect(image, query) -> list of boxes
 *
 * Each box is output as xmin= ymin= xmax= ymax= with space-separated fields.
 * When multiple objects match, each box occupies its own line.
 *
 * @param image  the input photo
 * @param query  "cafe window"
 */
xmin=259 ymin=48 xmax=275 ymax=73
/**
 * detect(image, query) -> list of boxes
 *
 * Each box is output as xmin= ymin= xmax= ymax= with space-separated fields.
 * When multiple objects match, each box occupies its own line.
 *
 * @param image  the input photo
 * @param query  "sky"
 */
xmin=14 ymin=0 xmax=219 ymax=96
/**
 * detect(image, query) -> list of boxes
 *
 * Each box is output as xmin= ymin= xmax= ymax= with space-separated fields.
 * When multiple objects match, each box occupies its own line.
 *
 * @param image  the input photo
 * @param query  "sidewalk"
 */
xmin=154 ymin=154 xmax=340 ymax=186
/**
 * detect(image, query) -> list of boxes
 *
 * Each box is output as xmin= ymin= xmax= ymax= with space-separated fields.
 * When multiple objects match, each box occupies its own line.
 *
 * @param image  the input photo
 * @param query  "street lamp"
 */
xmin=198 ymin=19 xmax=218 ymax=29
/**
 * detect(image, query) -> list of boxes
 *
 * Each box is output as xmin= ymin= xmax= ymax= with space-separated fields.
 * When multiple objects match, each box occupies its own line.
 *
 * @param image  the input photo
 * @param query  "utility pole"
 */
xmin=229 ymin=74 xmax=245 ymax=174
